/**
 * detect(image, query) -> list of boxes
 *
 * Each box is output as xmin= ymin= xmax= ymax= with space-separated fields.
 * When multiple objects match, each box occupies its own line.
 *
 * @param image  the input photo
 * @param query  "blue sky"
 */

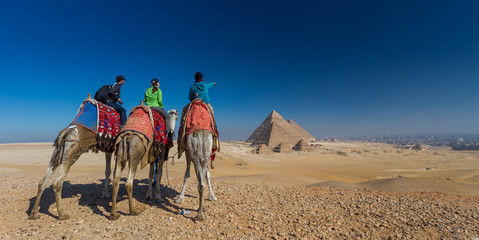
xmin=1 ymin=0 xmax=479 ymax=143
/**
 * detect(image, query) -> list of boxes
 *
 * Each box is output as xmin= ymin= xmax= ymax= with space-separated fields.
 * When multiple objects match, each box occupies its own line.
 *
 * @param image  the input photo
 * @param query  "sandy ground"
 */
xmin=0 ymin=141 xmax=478 ymax=239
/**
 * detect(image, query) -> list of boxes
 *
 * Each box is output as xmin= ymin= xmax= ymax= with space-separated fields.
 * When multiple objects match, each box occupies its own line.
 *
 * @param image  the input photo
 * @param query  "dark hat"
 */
xmin=116 ymin=75 xmax=126 ymax=82
xmin=151 ymin=78 xmax=159 ymax=84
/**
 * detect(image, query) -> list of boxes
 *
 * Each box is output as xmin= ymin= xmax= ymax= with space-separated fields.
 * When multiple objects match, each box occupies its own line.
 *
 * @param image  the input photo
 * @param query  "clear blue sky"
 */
xmin=1 ymin=0 xmax=479 ymax=143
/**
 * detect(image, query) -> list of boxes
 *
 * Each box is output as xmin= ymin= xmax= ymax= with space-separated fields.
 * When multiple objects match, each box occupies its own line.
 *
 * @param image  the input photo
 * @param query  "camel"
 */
xmin=29 ymin=125 xmax=114 ymax=220
xmin=29 ymin=97 xmax=122 ymax=220
xmin=109 ymin=109 xmax=178 ymax=220
xmin=175 ymin=129 xmax=217 ymax=221
xmin=174 ymin=98 xmax=218 ymax=221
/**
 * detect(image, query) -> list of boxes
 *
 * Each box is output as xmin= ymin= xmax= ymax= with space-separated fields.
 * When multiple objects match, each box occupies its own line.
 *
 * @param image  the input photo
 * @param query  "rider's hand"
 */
xmin=118 ymin=98 xmax=123 ymax=105
xmin=214 ymin=82 xmax=216 ymax=86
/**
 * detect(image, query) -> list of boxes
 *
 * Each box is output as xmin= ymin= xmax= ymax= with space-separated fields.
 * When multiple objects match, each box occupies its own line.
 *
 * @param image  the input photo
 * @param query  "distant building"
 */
xmin=246 ymin=110 xmax=316 ymax=148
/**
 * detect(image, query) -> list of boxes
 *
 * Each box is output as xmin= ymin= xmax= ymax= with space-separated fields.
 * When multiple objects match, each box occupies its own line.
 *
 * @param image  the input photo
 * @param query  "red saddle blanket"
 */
xmin=97 ymin=103 xmax=121 ymax=137
xmin=177 ymin=99 xmax=219 ymax=162
xmin=121 ymin=105 xmax=168 ymax=146
xmin=178 ymin=99 xmax=217 ymax=140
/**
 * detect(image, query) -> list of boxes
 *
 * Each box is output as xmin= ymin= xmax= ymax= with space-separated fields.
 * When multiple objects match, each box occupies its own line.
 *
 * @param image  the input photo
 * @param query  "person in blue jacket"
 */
xmin=189 ymin=72 xmax=216 ymax=114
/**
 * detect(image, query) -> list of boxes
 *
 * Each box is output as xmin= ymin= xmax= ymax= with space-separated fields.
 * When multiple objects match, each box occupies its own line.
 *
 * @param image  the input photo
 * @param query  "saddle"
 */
xmin=117 ymin=105 xmax=170 ymax=168
xmin=177 ymin=98 xmax=220 ymax=160
xmin=70 ymin=98 xmax=121 ymax=152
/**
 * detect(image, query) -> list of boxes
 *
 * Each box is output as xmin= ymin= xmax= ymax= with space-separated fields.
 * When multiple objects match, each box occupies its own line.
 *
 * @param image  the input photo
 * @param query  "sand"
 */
xmin=0 ymin=141 xmax=478 ymax=239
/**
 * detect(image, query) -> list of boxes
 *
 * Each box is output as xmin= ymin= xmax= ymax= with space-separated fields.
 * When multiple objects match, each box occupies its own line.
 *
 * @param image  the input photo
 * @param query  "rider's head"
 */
xmin=151 ymin=78 xmax=159 ymax=87
xmin=116 ymin=75 xmax=126 ymax=85
xmin=195 ymin=72 xmax=203 ymax=82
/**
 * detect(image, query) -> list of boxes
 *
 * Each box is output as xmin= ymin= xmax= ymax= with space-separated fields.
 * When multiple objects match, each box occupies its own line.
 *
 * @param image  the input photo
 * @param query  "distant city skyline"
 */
xmin=1 ymin=1 xmax=479 ymax=143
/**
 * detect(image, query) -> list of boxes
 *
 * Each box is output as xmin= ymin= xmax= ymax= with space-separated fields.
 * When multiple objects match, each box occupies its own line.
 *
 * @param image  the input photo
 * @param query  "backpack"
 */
xmin=94 ymin=85 xmax=111 ymax=103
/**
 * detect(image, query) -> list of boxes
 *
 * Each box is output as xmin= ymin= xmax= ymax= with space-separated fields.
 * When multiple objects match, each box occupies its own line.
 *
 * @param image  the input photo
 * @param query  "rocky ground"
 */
xmin=0 ymin=176 xmax=478 ymax=239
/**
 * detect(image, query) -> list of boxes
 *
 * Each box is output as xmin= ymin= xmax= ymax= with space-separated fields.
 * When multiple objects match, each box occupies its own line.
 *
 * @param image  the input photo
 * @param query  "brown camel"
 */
xmin=29 ymin=125 xmax=114 ymax=220
xmin=109 ymin=110 xmax=178 ymax=220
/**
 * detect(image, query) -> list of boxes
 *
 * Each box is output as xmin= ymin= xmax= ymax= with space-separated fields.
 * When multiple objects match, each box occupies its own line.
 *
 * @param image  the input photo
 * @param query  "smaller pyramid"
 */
xmin=293 ymin=139 xmax=314 ymax=152
xmin=252 ymin=144 xmax=273 ymax=154
xmin=272 ymin=143 xmax=293 ymax=153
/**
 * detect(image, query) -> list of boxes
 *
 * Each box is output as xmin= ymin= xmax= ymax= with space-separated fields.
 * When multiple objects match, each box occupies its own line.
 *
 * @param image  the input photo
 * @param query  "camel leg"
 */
xmin=29 ymin=162 xmax=58 ymax=220
xmin=175 ymin=154 xmax=192 ymax=204
xmin=126 ymin=137 xmax=144 ymax=216
xmin=101 ymin=152 xmax=112 ymax=199
xmin=125 ymin=165 xmax=143 ymax=215
xmin=51 ymin=149 xmax=80 ymax=221
xmin=193 ymin=161 xmax=206 ymax=221
xmin=110 ymin=143 xmax=125 ymax=220
xmin=146 ymin=161 xmax=155 ymax=200
xmin=155 ymin=156 xmax=165 ymax=203
xmin=206 ymin=169 xmax=217 ymax=201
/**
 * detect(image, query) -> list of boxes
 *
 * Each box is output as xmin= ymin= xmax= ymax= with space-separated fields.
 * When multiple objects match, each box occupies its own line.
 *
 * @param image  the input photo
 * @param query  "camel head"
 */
xmin=167 ymin=109 xmax=179 ymax=138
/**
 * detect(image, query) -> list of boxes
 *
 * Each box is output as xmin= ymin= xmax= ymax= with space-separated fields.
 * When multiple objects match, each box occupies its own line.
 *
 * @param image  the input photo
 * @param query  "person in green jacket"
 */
xmin=144 ymin=78 xmax=170 ymax=132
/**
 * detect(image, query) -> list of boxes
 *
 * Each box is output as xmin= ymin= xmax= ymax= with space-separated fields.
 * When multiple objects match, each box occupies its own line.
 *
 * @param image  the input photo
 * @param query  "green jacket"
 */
xmin=144 ymin=86 xmax=163 ymax=108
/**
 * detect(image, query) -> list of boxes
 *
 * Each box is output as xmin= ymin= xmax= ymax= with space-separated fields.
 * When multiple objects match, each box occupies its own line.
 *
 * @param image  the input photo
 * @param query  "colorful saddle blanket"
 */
xmin=70 ymin=99 xmax=120 ymax=152
xmin=119 ymin=105 xmax=168 ymax=168
xmin=177 ymin=99 xmax=219 ymax=161
xmin=122 ymin=106 xmax=167 ymax=145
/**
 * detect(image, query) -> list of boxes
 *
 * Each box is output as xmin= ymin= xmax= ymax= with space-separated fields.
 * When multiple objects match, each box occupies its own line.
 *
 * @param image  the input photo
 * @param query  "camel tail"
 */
xmin=127 ymin=136 xmax=133 ymax=169
xmin=51 ymin=127 xmax=74 ymax=167
xmin=121 ymin=136 xmax=130 ymax=170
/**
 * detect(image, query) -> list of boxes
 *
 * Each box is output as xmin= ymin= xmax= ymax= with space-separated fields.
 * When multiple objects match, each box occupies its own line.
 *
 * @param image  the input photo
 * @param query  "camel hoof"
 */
xmin=29 ymin=212 xmax=41 ymax=220
xmin=146 ymin=195 xmax=152 ymax=201
xmin=101 ymin=193 xmax=111 ymax=199
xmin=194 ymin=215 xmax=205 ymax=222
xmin=131 ymin=208 xmax=144 ymax=216
xmin=155 ymin=197 xmax=166 ymax=203
xmin=110 ymin=213 xmax=121 ymax=221
xmin=209 ymin=196 xmax=217 ymax=201
xmin=58 ymin=214 xmax=70 ymax=221
xmin=174 ymin=198 xmax=184 ymax=204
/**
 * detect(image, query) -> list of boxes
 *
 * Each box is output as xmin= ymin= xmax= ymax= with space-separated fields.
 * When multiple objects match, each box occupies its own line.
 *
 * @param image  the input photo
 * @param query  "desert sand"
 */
xmin=0 ymin=141 xmax=478 ymax=239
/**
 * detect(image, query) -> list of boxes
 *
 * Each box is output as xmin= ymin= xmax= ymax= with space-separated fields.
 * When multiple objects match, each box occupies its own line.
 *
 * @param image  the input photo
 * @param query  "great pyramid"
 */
xmin=246 ymin=110 xmax=316 ymax=147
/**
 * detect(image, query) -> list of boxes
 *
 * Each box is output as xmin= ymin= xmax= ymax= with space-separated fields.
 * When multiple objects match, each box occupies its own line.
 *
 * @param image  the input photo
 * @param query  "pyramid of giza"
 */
xmin=246 ymin=110 xmax=316 ymax=147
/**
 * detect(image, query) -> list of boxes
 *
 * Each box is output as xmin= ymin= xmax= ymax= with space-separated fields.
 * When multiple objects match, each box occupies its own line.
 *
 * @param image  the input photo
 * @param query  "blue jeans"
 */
xmin=106 ymin=101 xmax=127 ymax=126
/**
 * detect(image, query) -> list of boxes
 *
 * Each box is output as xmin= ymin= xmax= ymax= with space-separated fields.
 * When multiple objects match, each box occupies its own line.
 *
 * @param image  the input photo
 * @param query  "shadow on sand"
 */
xmin=26 ymin=177 xmax=187 ymax=220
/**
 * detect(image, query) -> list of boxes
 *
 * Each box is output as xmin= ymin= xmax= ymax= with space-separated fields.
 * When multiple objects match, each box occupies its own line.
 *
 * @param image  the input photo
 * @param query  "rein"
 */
xmin=168 ymin=151 xmax=178 ymax=165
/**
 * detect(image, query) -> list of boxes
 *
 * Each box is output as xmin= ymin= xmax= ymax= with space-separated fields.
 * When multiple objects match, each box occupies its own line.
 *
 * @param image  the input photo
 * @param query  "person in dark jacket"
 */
xmin=189 ymin=72 xmax=216 ymax=114
xmin=105 ymin=75 xmax=127 ymax=127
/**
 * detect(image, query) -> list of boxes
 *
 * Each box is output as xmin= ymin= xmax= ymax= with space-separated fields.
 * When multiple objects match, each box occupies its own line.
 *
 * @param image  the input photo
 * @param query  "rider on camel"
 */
xmin=105 ymin=75 xmax=127 ymax=128
xmin=144 ymin=78 xmax=171 ymax=133
xmin=189 ymin=72 xmax=216 ymax=115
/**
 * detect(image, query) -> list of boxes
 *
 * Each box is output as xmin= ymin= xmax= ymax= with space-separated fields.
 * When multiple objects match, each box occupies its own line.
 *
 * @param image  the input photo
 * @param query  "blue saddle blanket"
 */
xmin=71 ymin=102 xmax=97 ymax=132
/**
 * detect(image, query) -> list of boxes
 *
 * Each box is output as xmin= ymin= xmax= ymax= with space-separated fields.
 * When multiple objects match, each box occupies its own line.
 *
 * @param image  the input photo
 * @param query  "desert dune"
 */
xmin=0 ymin=141 xmax=478 ymax=239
